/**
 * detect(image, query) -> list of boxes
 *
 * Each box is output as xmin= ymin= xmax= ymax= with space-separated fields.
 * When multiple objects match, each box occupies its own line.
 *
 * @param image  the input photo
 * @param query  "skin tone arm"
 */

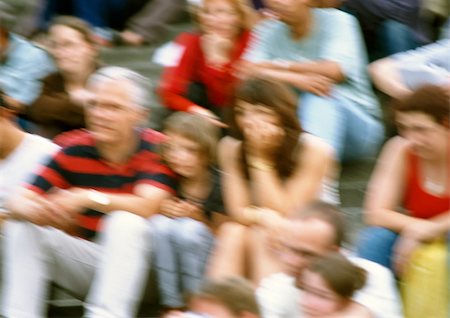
xmin=364 ymin=136 xmax=449 ymax=273
xmin=364 ymin=136 xmax=419 ymax=231
xmin=247 ymin=136 xmax=333 ymax=215
xmin=219 ymin=135 xmax=332 ymax=221
xmin=368 ymin=57 xmax=412 ymax=99
xmin=6 ymin=183 xmax=172 ymax=228
xmin=238 ymin=60 xmax=343 ymax=96
xmin=366 ymin=136 xmax=450 ymax=233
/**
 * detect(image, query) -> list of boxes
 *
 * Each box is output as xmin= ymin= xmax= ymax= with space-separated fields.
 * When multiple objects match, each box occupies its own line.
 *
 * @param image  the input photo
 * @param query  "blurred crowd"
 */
xmin=0 ymin=0 xmax=449 ymax=317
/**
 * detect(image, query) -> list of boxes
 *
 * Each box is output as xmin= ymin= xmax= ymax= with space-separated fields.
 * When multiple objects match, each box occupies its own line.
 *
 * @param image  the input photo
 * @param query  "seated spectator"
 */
xmin=207 ymin=77 xmax=334 ymax=283
xmin=369 ymin=38 xmax=450 ymax=100
xmin=150 ymin=112 xmax=225 ymax=310
xmin=27 ymin=16 xmax=98 ymax=138
xmin=240 ymin=0 xmax=384 ymax=162
xmin=299 ymin=252 xmax=372 ymax=318
xmin=0 ymin=66 xmax=176 ymax=317
xmin=0 ymin=91 xmax=59 ymax=212
xmin=116 ymin=0 xmax=191 ymax=46
xmin=39 ymin=0 xmax=190 ymax=46
xmin=165 ymin=277 xmax=261 ymax=318
xmin=158 ymin=0 xmax=254 ymax=125
xmin=342 ymin=0 xmax=425 ymax=61
xmin=357 ymin=84 xmax=449 ymax=272
xmin=0 ymin=10 xmax=55 ymax=114
xmin=257 ymin=201 xmax=403 ymax=318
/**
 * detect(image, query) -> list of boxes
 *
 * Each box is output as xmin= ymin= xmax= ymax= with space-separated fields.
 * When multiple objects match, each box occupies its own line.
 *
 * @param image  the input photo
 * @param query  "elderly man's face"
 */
xmin=85 ymin=79 xmax=145 ymax=145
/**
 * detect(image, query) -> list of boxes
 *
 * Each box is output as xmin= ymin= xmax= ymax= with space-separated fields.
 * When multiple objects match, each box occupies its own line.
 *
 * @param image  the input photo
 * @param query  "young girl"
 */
xmin=151 ymin=112 xmax=225 ymax=310
xmin=299 ymin=252 xmax=372 ymax=318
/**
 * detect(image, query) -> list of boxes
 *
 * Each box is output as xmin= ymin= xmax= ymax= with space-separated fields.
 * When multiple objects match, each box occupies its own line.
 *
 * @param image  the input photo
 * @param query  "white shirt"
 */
xmin=0 ymin=133 xmax=59 ymax=207
xmin=257 ymin=256 xmax=403 ymax=318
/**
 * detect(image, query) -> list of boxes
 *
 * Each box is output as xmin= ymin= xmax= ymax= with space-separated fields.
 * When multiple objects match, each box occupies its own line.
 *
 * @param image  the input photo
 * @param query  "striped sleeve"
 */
xmin=26 ymin=150 xmax=71 ymax=194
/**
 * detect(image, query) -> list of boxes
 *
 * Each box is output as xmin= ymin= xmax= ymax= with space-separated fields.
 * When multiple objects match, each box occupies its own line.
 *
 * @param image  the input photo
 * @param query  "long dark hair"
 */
xmin=229 ymin=77 xmax=302 ymax=179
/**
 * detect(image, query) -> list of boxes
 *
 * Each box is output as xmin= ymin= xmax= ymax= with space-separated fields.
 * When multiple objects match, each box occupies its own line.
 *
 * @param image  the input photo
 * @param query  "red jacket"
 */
xmin=158 ymin=31 xmax=251 ymax=111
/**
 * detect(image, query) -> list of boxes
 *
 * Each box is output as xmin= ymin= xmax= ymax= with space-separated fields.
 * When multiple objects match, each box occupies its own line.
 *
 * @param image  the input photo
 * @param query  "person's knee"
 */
xmin=357 ymin=226 xmax=398 ymax=267
xmin=3 ymin=219 xmax=47 ymax=243
xmin=103 ymin=211 xmax=149 ymax=237
xmin=175 ymin=219 xmax=212 ymax=248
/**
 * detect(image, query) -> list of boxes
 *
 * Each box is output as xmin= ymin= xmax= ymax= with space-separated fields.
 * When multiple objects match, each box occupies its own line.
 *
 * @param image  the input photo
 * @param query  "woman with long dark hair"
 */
xmin=208 ymin=77 xmax=335 ymax=283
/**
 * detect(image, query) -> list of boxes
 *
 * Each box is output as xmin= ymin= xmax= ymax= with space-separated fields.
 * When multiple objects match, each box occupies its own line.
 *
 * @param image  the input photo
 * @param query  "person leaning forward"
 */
xmin=0 ymin=66 xmax=177 ymax=318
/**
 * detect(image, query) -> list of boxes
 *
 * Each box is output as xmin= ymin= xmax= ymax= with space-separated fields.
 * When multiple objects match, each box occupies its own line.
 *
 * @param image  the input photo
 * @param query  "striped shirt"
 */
xmin=27 ymin=129 xmax=176 ymax=240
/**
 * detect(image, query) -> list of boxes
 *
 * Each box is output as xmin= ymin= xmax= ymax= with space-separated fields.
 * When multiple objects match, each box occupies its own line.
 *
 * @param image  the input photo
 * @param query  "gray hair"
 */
xmin=87 ymin=66 xmax=153 ymax=110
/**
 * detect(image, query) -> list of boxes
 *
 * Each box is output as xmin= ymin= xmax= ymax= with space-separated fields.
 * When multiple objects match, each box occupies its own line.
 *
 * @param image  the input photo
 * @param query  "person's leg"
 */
xmin=1 ymin=220 xmax=99 ymax=318
xmin=206 ymin=222 xmax=248 ymax=279
xmin=174 ymin=218 xmax=214 ymax=294
xmin=338 ymin=98 xmax=385 ymax=162
xmin=84 ymin=211 xmax=152 ymax=318
xmin=298 ymin=93 xmax=384 ymax=162
xmin=148 ymin=214 xmax=184 ymax=308
xmin=356 ymin=226 xmax=399 ymax=270
xmin=249 ymin=227 xmax=283 ymax=284
xmin=378 ymin=20 xmax=421 ymax=57
xmin=298 ymin=93 xmax=346 ymax=159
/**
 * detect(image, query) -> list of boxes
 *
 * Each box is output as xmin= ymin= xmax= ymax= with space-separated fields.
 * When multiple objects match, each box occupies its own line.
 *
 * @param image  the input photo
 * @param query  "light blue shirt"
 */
xmin=0 ymin=34 xmax=55 ymax=105
xmin=394 ymin=39 xmax=450 ymax=89
xmin=244 ymin=9 xmax=381 ymax=118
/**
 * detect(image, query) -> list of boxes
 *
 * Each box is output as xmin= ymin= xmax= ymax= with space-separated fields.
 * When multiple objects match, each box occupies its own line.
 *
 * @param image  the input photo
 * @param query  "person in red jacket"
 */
xmin=158 ymin=0 xmax=254 ymax=126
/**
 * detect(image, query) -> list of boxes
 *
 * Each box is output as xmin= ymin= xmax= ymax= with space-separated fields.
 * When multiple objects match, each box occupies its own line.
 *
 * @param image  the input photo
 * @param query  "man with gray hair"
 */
xmin=1 ymin=66 xmax=177 ymax=317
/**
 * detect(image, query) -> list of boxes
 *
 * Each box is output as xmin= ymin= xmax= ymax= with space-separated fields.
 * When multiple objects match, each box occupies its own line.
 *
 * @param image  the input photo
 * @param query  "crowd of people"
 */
xmin=0 ymin=0 xmax=449 ymax=317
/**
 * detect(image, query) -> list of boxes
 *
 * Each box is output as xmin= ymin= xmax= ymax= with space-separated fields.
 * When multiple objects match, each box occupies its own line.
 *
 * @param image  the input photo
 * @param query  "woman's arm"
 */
xmin=218 ymin=137 xmax=253 ymax=223
xmin=364 ymin=137 xmax=419 ymax=232
xmin=249 ymin=134 xmax=333 ymax=215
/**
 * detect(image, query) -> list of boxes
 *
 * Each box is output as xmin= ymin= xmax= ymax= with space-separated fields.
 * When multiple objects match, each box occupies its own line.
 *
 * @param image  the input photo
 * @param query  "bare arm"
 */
xmin=243 ymin=59 xmax=344 ymax=82
xmin=218 ymin=137 xmax=253 ymax=223
xmin=368 ymin=58 xmax=412 ymax=99
xmin=219 ymin=135 xmax=332 ymax=221
xmin=249 ymin=134 xmax=333 ymax=215
xmin=364 ymin=137 xmax=418 ymax=231
xmin=48 ymin=183 xmax=173 ymax=219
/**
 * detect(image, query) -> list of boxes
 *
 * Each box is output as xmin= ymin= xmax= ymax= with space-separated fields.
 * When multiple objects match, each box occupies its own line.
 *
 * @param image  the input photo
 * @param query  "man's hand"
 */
xmin=6 ymin=189 xmax=73 ymax=229
xmin=48 ymin=188 xmax=89 ymax=216
xmin=290 ymin=73 xmax=333 ymax=96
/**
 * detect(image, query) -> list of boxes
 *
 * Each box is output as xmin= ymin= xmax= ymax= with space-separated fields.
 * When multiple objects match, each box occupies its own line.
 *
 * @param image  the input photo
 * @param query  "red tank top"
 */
xmin=403 ymin=149 xmax=450 ymax=219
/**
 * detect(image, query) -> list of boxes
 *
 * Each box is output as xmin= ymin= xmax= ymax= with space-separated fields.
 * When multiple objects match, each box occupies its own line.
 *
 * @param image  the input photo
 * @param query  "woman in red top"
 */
xmin=158 ymin=0 xmax=254 ymax=125
xmin=357 ymin=84 xmax=449 ymax=273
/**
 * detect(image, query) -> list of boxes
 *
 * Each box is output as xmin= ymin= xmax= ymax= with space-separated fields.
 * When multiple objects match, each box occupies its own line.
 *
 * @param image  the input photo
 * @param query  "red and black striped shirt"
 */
xmin=27 ymin=129 xmax=176 ymax=240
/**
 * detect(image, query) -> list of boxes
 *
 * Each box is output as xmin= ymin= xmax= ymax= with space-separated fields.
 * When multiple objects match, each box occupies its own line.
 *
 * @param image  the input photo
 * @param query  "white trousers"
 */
xmin=1 ymin=211 xmax=152 ymax=318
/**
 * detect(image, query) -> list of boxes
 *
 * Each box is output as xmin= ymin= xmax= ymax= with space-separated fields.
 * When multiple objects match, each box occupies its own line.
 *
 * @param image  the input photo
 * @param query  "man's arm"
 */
xmin=49 ymin=184 xmax=173 ymax=218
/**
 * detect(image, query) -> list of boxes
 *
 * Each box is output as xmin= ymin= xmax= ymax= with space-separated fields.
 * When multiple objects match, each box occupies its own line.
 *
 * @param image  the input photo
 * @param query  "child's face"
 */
xmin=189 ymin=298 xmax=238 ymax=318
xmin=163 ymin=132 xmax=208 ymax=178
xmin=300 ymin=270 xmax=346 ymax=317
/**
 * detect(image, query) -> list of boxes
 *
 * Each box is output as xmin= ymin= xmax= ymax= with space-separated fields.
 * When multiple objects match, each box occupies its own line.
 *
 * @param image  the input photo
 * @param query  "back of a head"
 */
xmin=292 ymin=201 xmax=346 ymax=247
xmin=307 ymin=252 xmax=367 ymax=299
xmin=191 ymin=277 xmax=260 ymax=316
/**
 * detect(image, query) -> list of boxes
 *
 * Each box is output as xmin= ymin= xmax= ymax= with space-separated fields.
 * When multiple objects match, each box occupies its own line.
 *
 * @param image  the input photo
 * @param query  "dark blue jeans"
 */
xmin=356 ymin=226 xmax=399 ymax=270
